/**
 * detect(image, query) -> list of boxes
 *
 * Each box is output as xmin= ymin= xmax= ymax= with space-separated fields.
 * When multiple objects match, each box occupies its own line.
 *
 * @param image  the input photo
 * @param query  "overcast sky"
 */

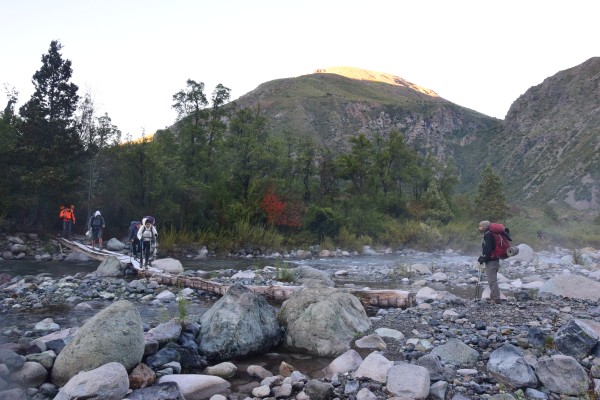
xmin=1 ymin=0 xmax=597 ymax=138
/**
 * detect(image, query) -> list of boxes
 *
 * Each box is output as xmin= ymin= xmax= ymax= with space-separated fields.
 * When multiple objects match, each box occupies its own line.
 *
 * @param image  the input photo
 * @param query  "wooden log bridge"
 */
xmin=59 ymin=238 xmax=415 ymax=309
xmin=136 ymin=269 xmax=414 ymax=308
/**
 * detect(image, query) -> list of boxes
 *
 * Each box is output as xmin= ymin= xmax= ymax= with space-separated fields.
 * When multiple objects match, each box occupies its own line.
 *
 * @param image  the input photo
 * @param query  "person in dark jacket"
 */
xmin=477 ymin=220 xmax=502 ymax=303
xmin=88 ymin=211 xmax=106 ymax=250
xmin=128 ymin=221 xmax=141 ymax=259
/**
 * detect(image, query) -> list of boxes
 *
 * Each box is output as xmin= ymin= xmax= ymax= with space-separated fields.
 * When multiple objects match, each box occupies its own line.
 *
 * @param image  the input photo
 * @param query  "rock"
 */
xmin=54 ymin=362 xmax=129 ymax=400
xmin=430 ymin=338 xmax=479 ymax=368
xmin=512 ymin=244 xmax=534 ymax=262
xmin=127 ymin=381 xmax=186 ymax=400
xmin=106 ymin=238 xmax=127 ymax=251
xmin=539 ymin=274 xmax=600 ymax=300
xmin=352 ymin=352 xmax=393 ymax=383
xmin=128 ymin=363 xmax=156 ymax=389
xmin=9 ymin=361 xmax=48 ymax=388
xmin=323 ymin=349 xmax=363 ymax=378
xmin=354 ymin=334 xmax=386 ymax=350
xmin=33 ymin=318 xmax=60 ymax=332
xmin=247 ymin=365 xmax=273 ymax=379
xmin=280 ymin=288 xmax=371 ymax=357
xmin=158 ymin=374 xmax=230 ymax=400
xmin=535 ymin=354 xmax=590 ymax=396
xmin=63 ymin=252 xmax=90 ymax=262
xmin=487 ymin=344 xmax=538 ymax=389
xmin=51 ymin=300 xmax=145 ymax=387
xmin=96 ymin=256 xmax=123 ymax=277
xmin=145 ymin=320 xmax=183 ymax=345
xmin=386 ymin=362 xmax=430 ymax=399
xmin=204 ymin=362 xmax=237 ymax=379
xmin=199 ymin=283 xmax=282 ymax=361
xmin=152 ymin=258 xmax=184 ymax=274
xmin=294 ymin=266 xmax=335 ymax=287
xmin=554 ymin=318 xmax=600 ymax=359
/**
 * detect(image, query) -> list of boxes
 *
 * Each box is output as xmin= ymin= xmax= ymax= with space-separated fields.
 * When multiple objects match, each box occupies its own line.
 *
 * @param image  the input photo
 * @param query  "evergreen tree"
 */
xmin=0 ymin=87 xmax=20 ymax=216
xmin=421 ymin=181 xmax=454 ymax=223
xmin=474 ymin=163 xmax=509 ymax=221
xmin=14 ymin=40 xmax=82 ymax=230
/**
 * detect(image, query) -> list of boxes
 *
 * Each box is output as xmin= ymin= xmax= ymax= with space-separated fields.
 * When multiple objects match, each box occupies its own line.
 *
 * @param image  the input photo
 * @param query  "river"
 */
xmin=0 ymin=248 xmax=566 ymax=380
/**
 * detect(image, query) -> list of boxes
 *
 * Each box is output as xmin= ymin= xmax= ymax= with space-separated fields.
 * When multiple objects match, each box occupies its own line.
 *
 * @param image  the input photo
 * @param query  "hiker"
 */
xmin=137 ymin=218 xmax=158 ymax=267
xmin=60 ymin=204 xmax=76 ymax=239
xmin=128 ymin=220 xmax=141 ymax=259
xmin=88 ymin=211 xmax=106 ymax=250
xmin=477 ymin=220 xmax=511 ymax=304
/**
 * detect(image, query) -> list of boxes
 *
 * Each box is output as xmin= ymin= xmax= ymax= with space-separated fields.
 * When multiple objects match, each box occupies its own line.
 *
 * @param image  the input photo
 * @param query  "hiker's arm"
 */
xmin=482 ymin=233 xmax=494 ymax=261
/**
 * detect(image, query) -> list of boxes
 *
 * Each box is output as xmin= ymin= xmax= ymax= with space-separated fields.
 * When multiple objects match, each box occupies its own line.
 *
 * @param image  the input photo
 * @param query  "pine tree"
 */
xmin=14 ymin=40 xmax=82 ymax=230
xmin=474 ymin=163 xmax=509 ymax=221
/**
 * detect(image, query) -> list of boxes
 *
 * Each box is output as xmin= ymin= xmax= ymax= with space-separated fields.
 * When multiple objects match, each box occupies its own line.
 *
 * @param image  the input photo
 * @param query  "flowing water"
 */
xmin=0 ymin=249 xmax=560 ymax=380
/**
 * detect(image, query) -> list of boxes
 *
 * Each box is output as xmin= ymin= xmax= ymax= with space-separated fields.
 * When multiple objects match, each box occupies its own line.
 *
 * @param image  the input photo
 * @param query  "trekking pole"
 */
xmin=475 ymin=262 xmax=482 ymax=300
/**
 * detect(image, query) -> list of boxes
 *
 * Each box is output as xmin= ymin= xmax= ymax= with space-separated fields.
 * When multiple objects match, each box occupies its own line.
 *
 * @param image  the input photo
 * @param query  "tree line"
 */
xmin=0 ymin=40 xmax=508 ymax=251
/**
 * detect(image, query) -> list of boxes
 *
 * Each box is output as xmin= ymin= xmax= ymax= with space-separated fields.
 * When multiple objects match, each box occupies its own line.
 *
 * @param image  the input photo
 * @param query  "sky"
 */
xmin=1 ymin=0 xmax=598 ymax=139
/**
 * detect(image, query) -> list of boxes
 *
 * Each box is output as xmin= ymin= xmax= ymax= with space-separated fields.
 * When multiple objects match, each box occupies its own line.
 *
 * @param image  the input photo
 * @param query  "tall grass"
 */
xmin=157 ymin=207 xmax=600 ymax=257
xmin=159 ymin=225 xmax=197 ymax=252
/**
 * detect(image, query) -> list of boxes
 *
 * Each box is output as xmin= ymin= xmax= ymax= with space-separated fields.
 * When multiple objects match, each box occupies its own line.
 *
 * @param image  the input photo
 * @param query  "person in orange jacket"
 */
xmin=60 ymin=204 xmax=76 ymax=239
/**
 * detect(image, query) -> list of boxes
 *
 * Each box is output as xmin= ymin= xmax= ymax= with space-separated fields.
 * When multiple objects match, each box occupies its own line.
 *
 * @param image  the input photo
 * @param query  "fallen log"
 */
xmin=58 ymin=238 xmax=415 ymax=308
xmin=136 ymin=269 xmax=414 ymax=308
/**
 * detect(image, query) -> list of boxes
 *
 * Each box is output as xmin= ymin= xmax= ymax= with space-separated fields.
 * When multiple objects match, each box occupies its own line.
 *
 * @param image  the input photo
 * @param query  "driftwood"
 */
xmin=59 ymin=238 xmax=415 ymax=308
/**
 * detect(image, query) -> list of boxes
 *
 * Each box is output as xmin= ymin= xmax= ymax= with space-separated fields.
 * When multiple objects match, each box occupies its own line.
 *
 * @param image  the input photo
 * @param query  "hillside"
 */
xmin=495 ymin=57 xmax=600 ymax=210
xmin=230 ymin=61 xmax=599 ymax=211
xmin=234 ymin=67 xmax=501 ymax=167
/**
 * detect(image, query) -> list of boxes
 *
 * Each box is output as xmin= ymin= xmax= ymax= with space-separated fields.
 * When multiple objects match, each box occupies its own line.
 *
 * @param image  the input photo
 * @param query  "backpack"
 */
xmin=128 ymin=221 xmax=140 ymax=239
xmin=91 ymin=215 xmax=103 ymax=227
xmin=489 ymin=223 xmax=511 ymax=259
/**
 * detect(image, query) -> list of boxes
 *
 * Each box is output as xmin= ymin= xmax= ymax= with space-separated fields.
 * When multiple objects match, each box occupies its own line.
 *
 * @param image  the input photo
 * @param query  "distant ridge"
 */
xmin=314 ymin=66 xmax=439 ymax=97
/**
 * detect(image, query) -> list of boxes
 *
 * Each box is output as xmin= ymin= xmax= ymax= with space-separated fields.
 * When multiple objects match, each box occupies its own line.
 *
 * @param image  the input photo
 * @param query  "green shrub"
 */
xmin=275 ymin=261 xmax=294 ymax=282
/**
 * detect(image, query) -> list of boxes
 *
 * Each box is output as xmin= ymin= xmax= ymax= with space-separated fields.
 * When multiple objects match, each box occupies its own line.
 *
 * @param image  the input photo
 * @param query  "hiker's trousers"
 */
xmin=485 ymin=259 xmax=500 ymax=300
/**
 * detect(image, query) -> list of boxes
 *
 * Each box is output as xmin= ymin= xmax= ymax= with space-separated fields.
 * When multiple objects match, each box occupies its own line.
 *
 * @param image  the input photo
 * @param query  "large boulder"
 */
xmin=198 ymin=283 xmax=282 ymax=361
xmin=96 ymin=256 xmax=124 ymax=277
xmin=511 ymin=244 xmax=534 ymax=262
xmin=535 ymin=355 xmax=590 ymax=396
xmin=106 ymin=238 xmax=127 ymax=251
xmin=487 ymin=344 xmax=538 ymax=389
xmin=554 ymin=318 xmax=600 ymax=359
xmin=51 ymin=300 xmax=145 ymax=387
xmin=539 ymin=274 xmax=600 ymax=301
xmin=294 ymin=265 xmax=335 ymax=287
xmin=279 ymin=288 xmax=371 ymax=357
xmin=152 ymin=258 xmax=184 ymax=274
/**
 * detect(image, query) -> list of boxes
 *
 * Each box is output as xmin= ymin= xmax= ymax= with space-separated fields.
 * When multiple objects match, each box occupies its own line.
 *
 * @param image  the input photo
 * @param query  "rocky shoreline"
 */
xmin=2 ymin=234 xmax=600 ymax=399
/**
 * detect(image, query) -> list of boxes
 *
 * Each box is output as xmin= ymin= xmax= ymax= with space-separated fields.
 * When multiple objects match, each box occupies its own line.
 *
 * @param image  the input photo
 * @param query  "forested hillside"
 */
xmin=1 ymin=41 xmax=598 ymax=253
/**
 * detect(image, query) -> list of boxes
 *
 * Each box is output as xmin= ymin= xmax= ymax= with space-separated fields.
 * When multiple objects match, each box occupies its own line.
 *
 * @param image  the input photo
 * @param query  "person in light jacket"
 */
xmin=137 ymin=218 xmax=158 ymax=267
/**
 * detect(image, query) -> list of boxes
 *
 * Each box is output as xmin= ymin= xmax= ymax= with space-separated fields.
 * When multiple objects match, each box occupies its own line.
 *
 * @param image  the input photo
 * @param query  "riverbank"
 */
xmin=3 ymin=232 xmax=600 ymax=398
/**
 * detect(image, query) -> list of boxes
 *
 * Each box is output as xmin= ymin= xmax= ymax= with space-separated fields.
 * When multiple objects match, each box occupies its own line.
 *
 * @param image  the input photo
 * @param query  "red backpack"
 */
xmin=489 ymin=223 xmax=511 ymax=259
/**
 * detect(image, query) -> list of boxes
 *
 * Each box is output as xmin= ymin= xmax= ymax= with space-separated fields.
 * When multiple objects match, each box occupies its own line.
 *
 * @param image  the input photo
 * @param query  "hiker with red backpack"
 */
xmin=477 ymin=220 xmax=512 ymax=304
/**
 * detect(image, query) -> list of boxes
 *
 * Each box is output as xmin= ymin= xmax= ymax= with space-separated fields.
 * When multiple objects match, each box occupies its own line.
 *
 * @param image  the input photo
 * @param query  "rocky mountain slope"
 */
xmin=496 ymin=57 xmax=600 ymax=210
xmin=231 ymin=60 xmax=599 ymax=211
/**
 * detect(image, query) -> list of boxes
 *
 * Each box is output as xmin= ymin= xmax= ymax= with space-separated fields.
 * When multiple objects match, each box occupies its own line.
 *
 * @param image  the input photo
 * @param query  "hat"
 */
xmin=94 ymin=211 xmax=101 ymax=217
xmin=479 ymin=220 xmax=491 ymax=229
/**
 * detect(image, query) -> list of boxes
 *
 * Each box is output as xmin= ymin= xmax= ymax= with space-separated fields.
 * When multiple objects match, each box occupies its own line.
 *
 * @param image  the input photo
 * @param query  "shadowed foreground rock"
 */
xmin=50 ymin=300 xmax=145 ymax=387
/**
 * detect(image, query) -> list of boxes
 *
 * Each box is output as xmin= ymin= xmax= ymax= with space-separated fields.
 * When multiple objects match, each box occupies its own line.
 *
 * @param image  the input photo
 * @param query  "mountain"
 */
xmin=234 ymin=66 xmax=501 ymax=163
xmin=495 ymin=57 xmax=600 ymax=210
xmin=230 ymin=61 xmax=599 ymax=211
